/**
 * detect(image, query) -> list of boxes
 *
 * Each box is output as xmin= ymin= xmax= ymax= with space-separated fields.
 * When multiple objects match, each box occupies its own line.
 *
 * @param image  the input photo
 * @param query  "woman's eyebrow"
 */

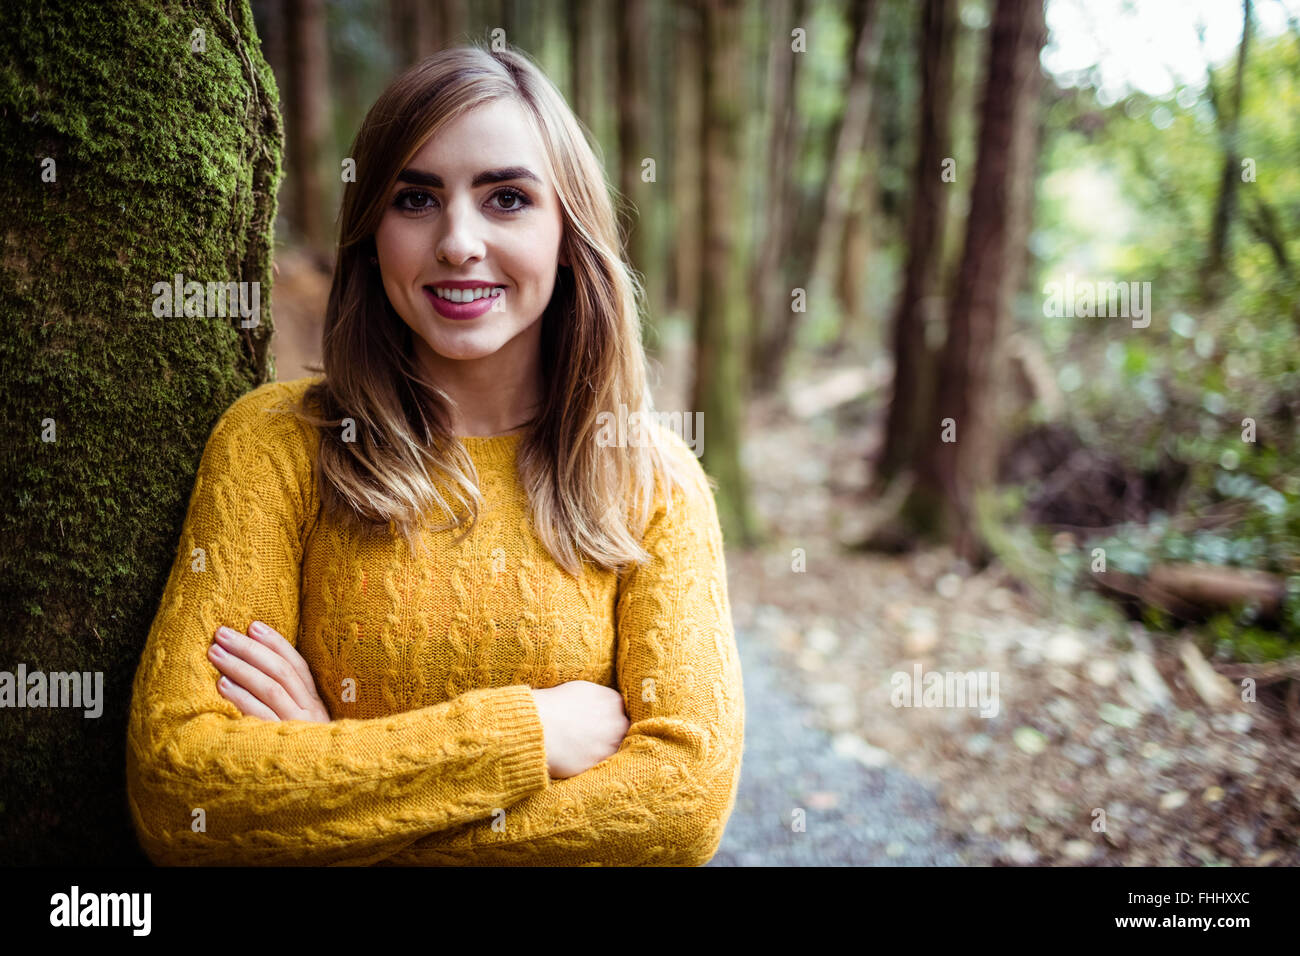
xmin=395 ymin=166 xmax=543 ymax=188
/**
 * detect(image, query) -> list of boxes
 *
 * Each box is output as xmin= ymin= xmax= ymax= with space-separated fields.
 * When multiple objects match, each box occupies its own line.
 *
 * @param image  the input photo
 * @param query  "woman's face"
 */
xmin=374 ymin=98 xmax=567 ymax=366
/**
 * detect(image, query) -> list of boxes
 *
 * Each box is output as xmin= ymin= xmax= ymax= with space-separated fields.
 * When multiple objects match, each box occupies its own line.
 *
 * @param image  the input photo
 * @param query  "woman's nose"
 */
xmin=435 ymin=195 xmax=486 ymax=265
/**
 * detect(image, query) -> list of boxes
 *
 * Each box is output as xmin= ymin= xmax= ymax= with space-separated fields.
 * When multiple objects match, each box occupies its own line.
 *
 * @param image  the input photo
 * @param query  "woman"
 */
xmin=125 ymin=43 xmax=745 ymax=866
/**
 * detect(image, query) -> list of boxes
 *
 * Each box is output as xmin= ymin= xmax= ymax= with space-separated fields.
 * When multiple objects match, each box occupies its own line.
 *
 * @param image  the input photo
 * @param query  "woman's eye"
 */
xmin=493 ymin=188 xmax=531 ymax=213
xmin=395 ymin=189 xmax=434 ymax=211
xmin=393 ymin=187 xmax=532 ymax=214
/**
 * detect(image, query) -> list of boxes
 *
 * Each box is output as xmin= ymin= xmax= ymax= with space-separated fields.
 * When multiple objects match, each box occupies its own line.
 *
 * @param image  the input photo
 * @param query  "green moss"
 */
xmin=0 ymin=0 xmax=283 ymax=864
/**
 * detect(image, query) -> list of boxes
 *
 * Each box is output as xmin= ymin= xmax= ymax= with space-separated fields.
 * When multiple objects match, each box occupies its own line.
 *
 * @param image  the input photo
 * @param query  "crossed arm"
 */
xmin=130 ymin=388 xmax=743 ymax=866
xmin=206 ymin=465 xmax=745 ymax=866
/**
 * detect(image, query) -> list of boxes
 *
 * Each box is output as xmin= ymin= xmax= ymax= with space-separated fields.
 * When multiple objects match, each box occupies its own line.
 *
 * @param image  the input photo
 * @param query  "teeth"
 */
xmin=431 ymin=286 xmax=503 ymax=303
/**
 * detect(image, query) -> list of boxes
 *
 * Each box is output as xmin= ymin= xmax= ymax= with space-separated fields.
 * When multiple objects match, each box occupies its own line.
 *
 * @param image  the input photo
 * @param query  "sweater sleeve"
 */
xmin=125 ymin=382 xmax=550 ymax=866
xmin=375 ymin=428 xmax=746 ymax=866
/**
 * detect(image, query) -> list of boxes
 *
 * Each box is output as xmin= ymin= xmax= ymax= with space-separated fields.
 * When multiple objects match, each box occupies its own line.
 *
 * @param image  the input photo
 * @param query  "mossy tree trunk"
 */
xmin=0 ymin=0 xmax=282 ymax=864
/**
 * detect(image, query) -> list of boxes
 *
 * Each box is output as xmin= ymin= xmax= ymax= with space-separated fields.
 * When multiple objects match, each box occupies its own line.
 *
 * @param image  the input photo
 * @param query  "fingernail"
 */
xmin=249 ymin=621 xmax=265 ymax=637
xmin=215 ymin=628 xmax=233 ymax=644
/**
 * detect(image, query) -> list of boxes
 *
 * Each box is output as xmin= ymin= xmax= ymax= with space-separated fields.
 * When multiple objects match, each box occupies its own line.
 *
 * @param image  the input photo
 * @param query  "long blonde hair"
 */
xmin=291 ymin=43 xmax=703 ymax=576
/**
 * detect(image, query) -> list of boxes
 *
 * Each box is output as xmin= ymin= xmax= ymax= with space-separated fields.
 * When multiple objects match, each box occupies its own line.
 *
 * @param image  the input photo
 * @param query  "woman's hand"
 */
xmin=530 ymin=680 xmax=630 ymax=779
xmin=207 ymin=621 xmax=331 ymax=723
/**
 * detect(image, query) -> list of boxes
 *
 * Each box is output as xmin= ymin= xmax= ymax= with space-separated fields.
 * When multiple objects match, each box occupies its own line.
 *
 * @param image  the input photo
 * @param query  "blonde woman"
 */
xmin=125 ymin=44 xmax=744 ymax=866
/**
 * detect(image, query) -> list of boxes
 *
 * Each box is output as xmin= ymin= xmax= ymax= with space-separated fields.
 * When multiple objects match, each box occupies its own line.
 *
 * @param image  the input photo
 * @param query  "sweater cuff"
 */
xmin=493 ymin=685 xmax=550 ymax=797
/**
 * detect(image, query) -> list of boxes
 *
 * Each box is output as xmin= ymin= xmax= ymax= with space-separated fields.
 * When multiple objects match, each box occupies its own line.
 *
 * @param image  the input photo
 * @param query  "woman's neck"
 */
xmin=411 ymin=324 xmax=544 ymax=437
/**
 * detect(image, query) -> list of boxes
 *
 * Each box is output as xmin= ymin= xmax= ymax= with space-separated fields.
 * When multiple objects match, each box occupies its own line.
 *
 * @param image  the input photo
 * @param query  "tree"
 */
xmin=756 ymin=0 xmax=881 ymax=386
xmin=669 ymin=0 xmax=705 ymax=324
xmin=616 ymin=0 xmax=652 ymax=306
xmin=905 ymin=0 xmax=1046 ymax=562
xmin=567 ymin=0 xmax=599 ymax=125
xmin=286 ymin=0 xmax=332 ymax=260
xmin=693 ymin=0 xmax=758 ymax=546
xmin=806 ymin=0 xmax=882 ymax=331
xmin=749 ymin=0 xmax=805 ymax=383
xmin=434 ymin=0 xmax=472 ymax=53
xmin=1203 ymin=0 xmax=1254 ymax=302
xmin=0 ymin=0 xmax=282 ymax=863
xmin=876 ymin=0 xmax=957 ymax=487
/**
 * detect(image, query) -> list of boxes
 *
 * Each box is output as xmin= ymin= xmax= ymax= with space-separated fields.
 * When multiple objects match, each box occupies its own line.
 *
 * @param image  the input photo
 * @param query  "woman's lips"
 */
xmin=423 ymin=286 xmax=504 ymax=320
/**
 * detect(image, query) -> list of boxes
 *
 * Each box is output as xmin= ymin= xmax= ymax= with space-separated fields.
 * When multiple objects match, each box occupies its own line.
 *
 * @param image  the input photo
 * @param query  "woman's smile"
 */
xmin=423 ymin=283 xmax=506 ymax=320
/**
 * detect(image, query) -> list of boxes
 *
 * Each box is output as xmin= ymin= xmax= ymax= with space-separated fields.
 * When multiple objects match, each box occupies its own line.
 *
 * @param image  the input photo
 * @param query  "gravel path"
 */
xmin=707 ymin=624 xmax=969 ymax=866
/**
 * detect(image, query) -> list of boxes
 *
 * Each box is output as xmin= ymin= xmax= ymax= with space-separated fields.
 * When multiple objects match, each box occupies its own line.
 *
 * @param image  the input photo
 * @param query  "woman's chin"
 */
xmin=423 ymin=330 xmax=511 ymax=363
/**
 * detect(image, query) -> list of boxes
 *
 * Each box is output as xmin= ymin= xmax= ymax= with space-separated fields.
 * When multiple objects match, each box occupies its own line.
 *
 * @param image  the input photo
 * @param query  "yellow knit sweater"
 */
xmin=125 ymin=376 xmax=744 ymax=866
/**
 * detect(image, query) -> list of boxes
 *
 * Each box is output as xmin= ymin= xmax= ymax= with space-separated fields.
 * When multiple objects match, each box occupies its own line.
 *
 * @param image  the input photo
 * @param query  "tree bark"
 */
xmin=566 ymin=0 xmax=599 ymax=125
xmin=806 ymin=0 xmax=882 ymax=326
xmin=438 ymin=0 xmax=470 ymax=50
xmin=757 ymin=0 xmax=880 ymax=386
xmin=286 ymin=0 xmax=331 ymax=259
xmin=831 ymin=152 xmax=873 ymax=353
xmin=1203 ymin=0 xmax=1253 ymax=301
xmin=0 ymin=0 xmax=282 ymax=863
xmin=693 ymin=0 xmax=758 ymax=546
xmin=748 ymin=0 xmax=801 ymax=386
xmin=876 ymin=0 xmax=956 ymax=487
xmin=616 ymin=0 xmax=651 ymax=306
xmin=669 ymin=0 xmax=703 ymax=322
xmin=906 ymin=0 xmax=1046 ymax=562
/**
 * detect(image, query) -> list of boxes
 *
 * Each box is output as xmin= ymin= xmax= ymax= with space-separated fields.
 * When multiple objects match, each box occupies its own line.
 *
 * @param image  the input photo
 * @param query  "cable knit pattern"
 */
xmin=126 ymin=376 xmax=744 ymax=866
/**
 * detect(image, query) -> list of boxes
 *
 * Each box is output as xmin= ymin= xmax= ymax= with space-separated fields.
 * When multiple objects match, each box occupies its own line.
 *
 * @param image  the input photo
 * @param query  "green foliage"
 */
xmin=1017 ymin=29 xmax=1300 ymax=659
xmin=1207 ymin=611 xmax=1296 ymax=663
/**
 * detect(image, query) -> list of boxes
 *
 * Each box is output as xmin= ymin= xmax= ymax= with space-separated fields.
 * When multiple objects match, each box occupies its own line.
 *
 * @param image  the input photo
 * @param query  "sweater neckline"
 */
xmin=457 ymin=431 xmax=524 ymax=468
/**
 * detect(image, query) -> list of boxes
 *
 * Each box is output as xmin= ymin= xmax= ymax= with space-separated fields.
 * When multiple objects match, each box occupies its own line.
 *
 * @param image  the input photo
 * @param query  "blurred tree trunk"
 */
xmin=390 ymin=0 xmax=426 ymax=65
xmin=616 ymin=0 xmax=651 ymax=305
xmin=805 ymin=0 xmax=881 ymax=334
xmin=904 ymin=0 xmax=1046 ymax=562
xmin=567 ymin=0 xmax=598 ymax=124
xmin=467 ymin=0 xmax=500 ymax=43
xmin=693 ymin=0 xmax=757 ymax=545
xmin=0 ymin=0 xmax=282 ymax=864
xmin=875 ymin=0 xmax=956 ymax=488
xmin=831 ymin=161 xmax=872 ymax=352
xmin=669 ymin=0 xmax=703 ymax=323
xmin=758 ymin=0 xmax=879 ymax=385
xmin=286 ymin=0 xmax=331 ymax=259
xmin=565 ymin=0 xmax=615 ymax=175
xmin=641 ymin=0 xmax=674 ymax=336
xmin=434 ymin=0 xmax=470 ymax=50
xmin=506 ymin=0 xmax=535 ymax=47
xmin=749 ymin=0 xmax=803 ymax=389
xmin=255 ymin=0 xmax=288 ymax=88
xmin=1203 ymin=0 xmax=1253 ymax=302
xmin=831 ymin=70 xmax=884 ymax=356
